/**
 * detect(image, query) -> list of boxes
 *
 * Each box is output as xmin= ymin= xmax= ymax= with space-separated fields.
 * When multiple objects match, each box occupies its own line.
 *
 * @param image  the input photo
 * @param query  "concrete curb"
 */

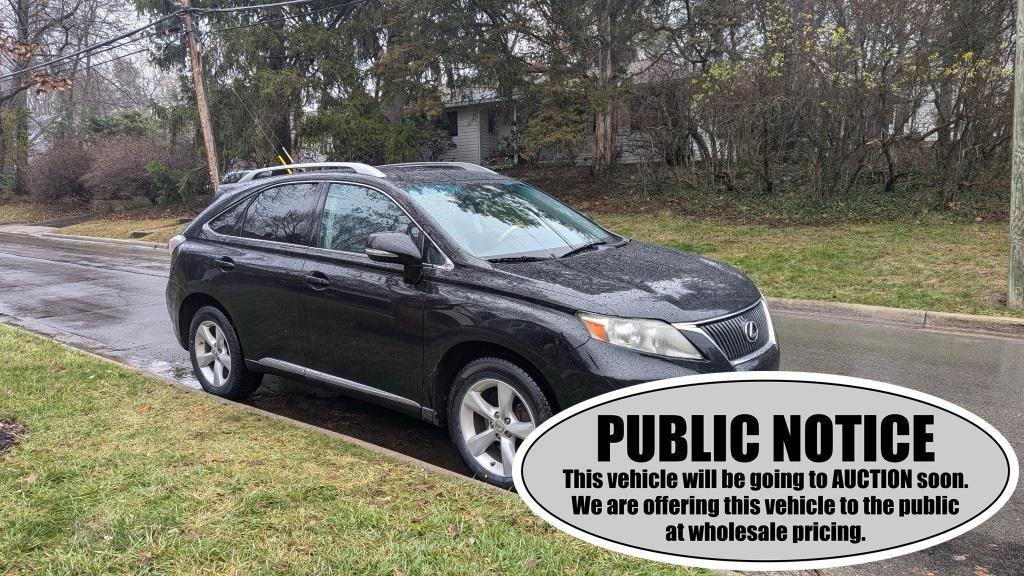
xmin=0 ymin=313 xmax=495 ymax=491
xmin=38 ymin=231 xmax=168 ymax=250
xmin=768 ymin=297 xmax=1024 ymax=339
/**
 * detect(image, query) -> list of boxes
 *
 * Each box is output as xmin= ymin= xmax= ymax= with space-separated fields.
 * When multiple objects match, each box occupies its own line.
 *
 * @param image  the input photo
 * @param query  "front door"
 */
xmin=300 ymin=182 xmax=429 ymax=410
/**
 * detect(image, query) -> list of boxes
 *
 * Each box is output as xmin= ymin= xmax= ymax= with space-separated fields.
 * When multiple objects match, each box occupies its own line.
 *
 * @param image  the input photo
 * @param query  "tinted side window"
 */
xmin=239 ymin=183 xmax=320 ymax=245
xmin=319 ymin=184 xmax=415 ymax=253
xmin=208 ymin=198 xmax=250 ymax=235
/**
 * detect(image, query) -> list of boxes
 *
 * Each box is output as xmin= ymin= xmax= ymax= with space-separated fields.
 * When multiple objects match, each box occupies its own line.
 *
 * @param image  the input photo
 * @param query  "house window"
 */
xmin=446 ymin=110 xmax=459 ymax=137
xmin=487 ymin=109 xmax=497 ymax=133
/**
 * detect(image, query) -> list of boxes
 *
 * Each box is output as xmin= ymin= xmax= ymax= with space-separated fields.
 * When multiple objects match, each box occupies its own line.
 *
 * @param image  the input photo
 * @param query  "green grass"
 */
xmin=0 ymin=201 xmax=190 ymax=243
xmin=0 ymin=324 xmax=698 ymax=575
xmin=58 ymin=216 xmax=188 ymax=244
xmin=0 ymin=202 xmax=75 ymax=225
xmin=597 ymin=213 xmax=1022 ymax=318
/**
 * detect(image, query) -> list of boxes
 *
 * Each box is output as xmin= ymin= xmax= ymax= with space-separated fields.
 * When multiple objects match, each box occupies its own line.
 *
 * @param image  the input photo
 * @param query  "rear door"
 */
xmin=299 ymin=182 xmax=439 ymax=411
xmin=204 ymin=182 xmax=323 ymax=367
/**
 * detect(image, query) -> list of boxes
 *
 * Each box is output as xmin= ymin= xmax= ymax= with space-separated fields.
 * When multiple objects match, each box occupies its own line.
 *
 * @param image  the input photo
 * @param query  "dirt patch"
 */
xmin=0 ymin=417 xmax=28 ymax=454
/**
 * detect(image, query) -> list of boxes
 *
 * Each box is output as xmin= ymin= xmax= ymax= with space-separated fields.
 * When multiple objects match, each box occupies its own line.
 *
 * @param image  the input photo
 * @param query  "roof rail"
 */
xmin=269 ymin=162 xmax=386 ymax=178
xmin=377 ymin=162 xmax=498 ymax=175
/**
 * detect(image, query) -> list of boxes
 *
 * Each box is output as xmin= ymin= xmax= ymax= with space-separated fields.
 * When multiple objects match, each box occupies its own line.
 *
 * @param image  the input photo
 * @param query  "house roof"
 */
xmin=443 ymin=87 xmax=503 ymax=108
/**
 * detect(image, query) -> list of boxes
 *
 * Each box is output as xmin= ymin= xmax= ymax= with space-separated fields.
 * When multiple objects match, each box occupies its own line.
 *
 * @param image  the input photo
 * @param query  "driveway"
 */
xmin=0 ymin=231 xmax=1020 ymax=576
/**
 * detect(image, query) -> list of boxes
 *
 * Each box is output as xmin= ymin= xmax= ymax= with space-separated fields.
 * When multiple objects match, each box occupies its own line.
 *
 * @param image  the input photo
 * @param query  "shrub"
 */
xmin=523 ymin=83 xmax=589 ymax=165
xmin=81 ymin=111 xmax=158 ymax=137
xmin=82 ymin=136 xmax=203 ymax=204
xmin=29 ymin=138 xmax=91 ymax=203
xmin=146 ymin=160 xmax=207 ymax=205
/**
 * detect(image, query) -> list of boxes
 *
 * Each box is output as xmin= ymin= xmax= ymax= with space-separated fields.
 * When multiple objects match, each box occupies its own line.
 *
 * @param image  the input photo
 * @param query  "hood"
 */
xmin=492 ymin=241 xmax=762 ymax=323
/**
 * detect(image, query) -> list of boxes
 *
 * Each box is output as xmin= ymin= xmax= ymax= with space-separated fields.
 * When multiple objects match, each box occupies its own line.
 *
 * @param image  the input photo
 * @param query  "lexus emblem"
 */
xmin=743 ymin=320 xmax=759 ymax=343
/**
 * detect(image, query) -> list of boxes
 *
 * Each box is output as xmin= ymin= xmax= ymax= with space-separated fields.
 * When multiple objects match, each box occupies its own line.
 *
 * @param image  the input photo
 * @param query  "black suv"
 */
xmin=166 ymin=162 xmax=779 ymax=487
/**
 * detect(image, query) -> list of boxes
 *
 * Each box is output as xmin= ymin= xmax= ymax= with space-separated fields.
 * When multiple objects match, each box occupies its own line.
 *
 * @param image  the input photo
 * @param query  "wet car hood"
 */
xmin=493 ymin=241 xmax=762 ymax=324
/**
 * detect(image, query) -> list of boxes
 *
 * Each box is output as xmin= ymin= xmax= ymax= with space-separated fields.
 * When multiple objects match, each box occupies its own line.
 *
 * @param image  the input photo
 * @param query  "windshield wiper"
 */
xmin=559 ymin=240 xmax=607 ymax=259
xmin=486 ymin=255 xmax=553 ymax=263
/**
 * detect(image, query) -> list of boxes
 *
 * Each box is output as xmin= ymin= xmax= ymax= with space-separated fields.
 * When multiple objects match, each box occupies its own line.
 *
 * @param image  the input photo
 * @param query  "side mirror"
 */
xmin=366 ymin=231 xmax=423 ymax=268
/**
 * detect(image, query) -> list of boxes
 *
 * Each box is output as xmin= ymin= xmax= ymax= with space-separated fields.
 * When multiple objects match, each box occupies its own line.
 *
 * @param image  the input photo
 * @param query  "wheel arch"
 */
xmin=430 ymin=340 xmax=560 ymax=424
xmin=177 ymin=292 xmax=235 ymax=349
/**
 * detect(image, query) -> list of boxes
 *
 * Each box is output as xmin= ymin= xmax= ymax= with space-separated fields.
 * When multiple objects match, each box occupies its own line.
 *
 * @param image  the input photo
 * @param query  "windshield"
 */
xmin=404 ymin=181 xmax=619 ymax=259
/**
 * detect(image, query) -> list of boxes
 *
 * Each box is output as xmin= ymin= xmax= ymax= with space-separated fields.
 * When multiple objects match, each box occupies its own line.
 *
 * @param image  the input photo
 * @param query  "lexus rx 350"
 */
xmin=165 ymin=162 xmax=780 ymax=487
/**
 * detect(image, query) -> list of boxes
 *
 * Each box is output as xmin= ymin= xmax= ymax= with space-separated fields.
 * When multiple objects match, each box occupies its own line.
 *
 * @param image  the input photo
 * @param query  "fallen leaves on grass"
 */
xmin=0 ymin=417 xmax=29 ymax=454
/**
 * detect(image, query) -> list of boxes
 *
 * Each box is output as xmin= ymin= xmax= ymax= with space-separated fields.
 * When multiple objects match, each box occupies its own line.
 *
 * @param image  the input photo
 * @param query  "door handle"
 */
xmin=304 ymin=271 xmax=330 ymax=289
xmin=214 ymin=257 xmax=235 ymax=271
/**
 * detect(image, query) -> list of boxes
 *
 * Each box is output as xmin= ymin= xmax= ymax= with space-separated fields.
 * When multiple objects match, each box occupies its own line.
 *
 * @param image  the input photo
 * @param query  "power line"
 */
xmin=0 ymin=15 xmax=179 ymax=81
xmin=228 ymin=82 xmax=290 ymax=154
xmin=205 ymin=0 xmax=370 ymax=34
xmin=0 ymin=0 xmax=351 ymax=82
xmin=61 ymin=29 xmax=164 ymax=71
xmin=193 ymin=0 xmax=316 ymax=13
xmin=53 ymin=47 xmax=153 ymax=78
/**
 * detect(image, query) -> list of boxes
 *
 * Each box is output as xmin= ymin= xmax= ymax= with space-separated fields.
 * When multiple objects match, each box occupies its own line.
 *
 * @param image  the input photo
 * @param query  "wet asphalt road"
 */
xmin=0 ymin=231 xmax=1021 ymax=576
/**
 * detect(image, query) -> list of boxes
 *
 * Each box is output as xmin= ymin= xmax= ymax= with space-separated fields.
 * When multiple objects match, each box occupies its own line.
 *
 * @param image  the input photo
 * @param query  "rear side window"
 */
xmin=208 ymin=198 xmax=250 ymax=235
xmin=239 ymin=183 xmax=320 ymax=245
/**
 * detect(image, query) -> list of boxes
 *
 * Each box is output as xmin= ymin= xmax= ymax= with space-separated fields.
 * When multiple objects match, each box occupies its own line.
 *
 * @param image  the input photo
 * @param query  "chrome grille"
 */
xmin=699 ymin=301 xmax=771 ymax=362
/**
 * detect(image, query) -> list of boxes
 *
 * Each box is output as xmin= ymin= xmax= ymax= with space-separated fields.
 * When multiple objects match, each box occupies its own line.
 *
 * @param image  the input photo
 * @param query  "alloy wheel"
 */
xmin=459 ymin=378 xmax=536 ymax=477
xmin=195 ymin=320 xmax=231 ymax=387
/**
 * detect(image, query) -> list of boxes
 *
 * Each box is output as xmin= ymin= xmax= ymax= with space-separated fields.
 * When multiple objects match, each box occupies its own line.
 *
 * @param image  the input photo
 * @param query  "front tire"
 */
xmin=448 ymin=357 xmax=552 ymax=488
xmin=188 ymin=306 xmax=262 ymax=399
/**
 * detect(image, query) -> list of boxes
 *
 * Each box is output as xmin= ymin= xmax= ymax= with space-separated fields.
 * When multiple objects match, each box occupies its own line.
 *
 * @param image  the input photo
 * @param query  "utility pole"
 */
xmin=180 ymin=0 xmax=220 ymax=193
xmin=1012 ymin=0 xmax=1024 ymax=308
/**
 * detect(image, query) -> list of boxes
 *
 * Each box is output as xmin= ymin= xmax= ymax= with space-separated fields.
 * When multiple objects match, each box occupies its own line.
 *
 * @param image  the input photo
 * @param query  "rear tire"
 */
xmin=188 ymin=306 xmax=262 ymax=400
xmin=448 ymin=357 xmax=552 ymax=489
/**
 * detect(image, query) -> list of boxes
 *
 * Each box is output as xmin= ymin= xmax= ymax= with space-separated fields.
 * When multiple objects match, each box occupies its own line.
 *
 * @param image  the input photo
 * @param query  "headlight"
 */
xmin=577 ymin=312 xmax=703 ymax=360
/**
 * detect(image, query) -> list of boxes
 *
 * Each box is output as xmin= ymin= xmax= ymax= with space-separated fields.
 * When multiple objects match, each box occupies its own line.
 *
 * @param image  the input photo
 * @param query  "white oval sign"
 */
xmin=513 ymin=372 xmax=1018 ymax=570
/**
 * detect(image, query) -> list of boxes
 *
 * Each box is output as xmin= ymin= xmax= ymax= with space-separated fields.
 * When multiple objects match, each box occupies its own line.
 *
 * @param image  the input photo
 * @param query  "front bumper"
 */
xmin=552 ymin=337 xmax=780 ymax=409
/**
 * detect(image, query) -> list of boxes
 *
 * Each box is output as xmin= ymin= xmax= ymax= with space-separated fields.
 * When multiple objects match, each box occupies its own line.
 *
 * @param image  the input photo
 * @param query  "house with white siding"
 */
xmin=439 ymin=89 xmax=516 ymax=165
